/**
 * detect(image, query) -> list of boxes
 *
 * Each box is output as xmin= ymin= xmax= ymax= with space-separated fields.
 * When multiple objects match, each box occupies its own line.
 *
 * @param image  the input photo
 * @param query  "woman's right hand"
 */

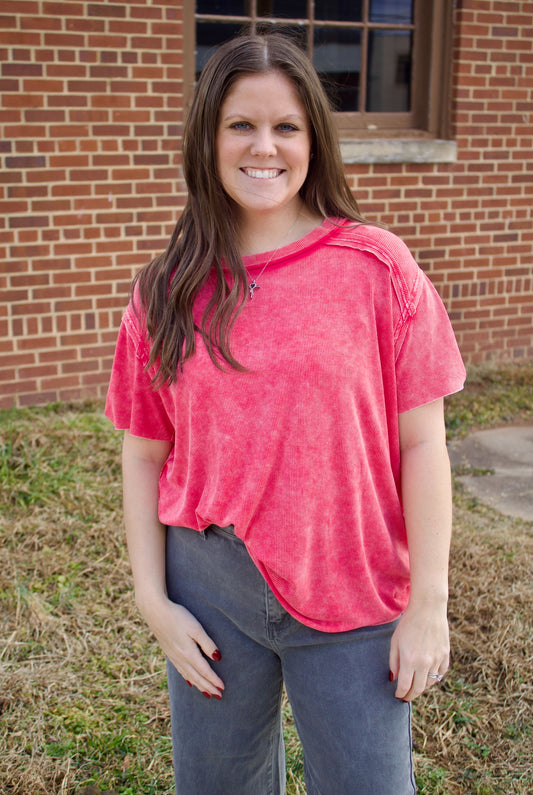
xmin=121 ymin=432 xmax=224 ymax=698
xmin=141 ymin=595 xmax=225 ymax=698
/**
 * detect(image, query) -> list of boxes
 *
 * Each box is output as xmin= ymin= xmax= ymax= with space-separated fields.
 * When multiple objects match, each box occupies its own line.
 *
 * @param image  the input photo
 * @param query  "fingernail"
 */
xmin=212 ymin=649 xmax=222 ymax=662
xmin=186 ymin=681 xmax=192 ymax=687
xmin=389 ymin=671 xmax=394 ymax=682
xmin=202 ymin=691 xmax=211 ymax=699
xmin=213 ymin=693 xmax=222 ymax=700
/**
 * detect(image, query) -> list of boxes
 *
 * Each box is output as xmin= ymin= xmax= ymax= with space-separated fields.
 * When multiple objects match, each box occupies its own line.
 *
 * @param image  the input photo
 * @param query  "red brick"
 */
xmin=107 ymin=19 xmax=147 ymax=34
xmin=9 ymin=215 xmax=50 ymax=229
xmin=42 ymin=1 xmax=84 ymax=14
xmin=87 ymin=34 xmax=129 ymax=49
xmin=87 ymin=3 xmax=126 ymax=17
xmin=89 ymin=64 xmax=128 ymax=79
xmin=91 ymin=124 xmax=130 ymax=137
xmin=91 ymin=94 xmax=131 ymax=108
xmin=0 ymin=379 xmax=37 ymax=399
xmin=66 ymin=17 xmax=106 ymax=33
xmin=43 ymin=32 xmax=86 ymax=47
xmin=19 ymin=363 xmax=60 ymax=380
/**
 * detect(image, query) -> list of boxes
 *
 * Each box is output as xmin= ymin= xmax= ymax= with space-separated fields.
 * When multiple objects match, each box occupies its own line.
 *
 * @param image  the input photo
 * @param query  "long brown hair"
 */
xmin=135 ymin=33 xmax=366 ymax=385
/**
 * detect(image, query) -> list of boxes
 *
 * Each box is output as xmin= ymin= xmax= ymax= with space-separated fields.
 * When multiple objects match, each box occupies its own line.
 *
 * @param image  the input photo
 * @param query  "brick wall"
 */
xmin=1 ymin=0 xmax=532 ymax=409
xmin=346 ymin=0 xmax=533 ymax=364
xmin=1 ymin=0 xmax=186 ymax=408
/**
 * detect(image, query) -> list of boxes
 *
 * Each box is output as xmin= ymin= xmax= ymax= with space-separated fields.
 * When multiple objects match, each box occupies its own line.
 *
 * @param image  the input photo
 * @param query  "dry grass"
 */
xmin=1 ymin=365 xmax=532 ymax=793
xmin=412 ymin=495 xmax=532 ymax=793
xmin=0 ymin=405 xmax=173 ymax=794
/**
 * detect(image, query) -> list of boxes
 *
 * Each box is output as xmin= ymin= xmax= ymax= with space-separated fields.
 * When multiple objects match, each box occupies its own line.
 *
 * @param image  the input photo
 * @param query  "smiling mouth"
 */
xmin=241 ymin=168 xmax=284 ymax=179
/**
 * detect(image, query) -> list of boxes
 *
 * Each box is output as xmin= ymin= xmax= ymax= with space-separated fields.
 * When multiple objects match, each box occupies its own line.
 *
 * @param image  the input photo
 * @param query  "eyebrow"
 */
xmin=221 ymin=112 xmax=306 ymax=123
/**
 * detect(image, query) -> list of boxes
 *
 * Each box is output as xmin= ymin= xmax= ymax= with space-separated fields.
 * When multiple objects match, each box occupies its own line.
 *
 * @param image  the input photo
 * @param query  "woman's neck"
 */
xmin=238 ymin=204 xmax=323 ymax=257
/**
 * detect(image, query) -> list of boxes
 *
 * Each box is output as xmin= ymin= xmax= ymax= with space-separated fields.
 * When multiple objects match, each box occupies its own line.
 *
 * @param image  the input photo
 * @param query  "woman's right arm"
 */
xmin=122 ymin=430 xmax=225 ymax=697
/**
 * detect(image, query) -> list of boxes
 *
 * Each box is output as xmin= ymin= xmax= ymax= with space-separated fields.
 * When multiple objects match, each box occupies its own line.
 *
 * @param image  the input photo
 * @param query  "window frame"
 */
xmin=184 ymin=0 xmax=454 ymax=142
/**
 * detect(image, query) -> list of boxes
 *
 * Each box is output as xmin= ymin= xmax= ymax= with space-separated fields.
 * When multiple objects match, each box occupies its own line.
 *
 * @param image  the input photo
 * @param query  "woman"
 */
xmin=106 ymin=33 xmax=466 ymax=794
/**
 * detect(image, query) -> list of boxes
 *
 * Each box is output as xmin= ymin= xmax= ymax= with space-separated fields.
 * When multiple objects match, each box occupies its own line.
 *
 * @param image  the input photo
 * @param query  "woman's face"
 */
xmin=216 ymin=71 xmax=312 ymax=226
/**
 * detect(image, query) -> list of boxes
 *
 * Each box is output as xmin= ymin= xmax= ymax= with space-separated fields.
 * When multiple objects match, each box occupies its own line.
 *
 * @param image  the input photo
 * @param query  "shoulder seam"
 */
xmin=123 ymin=303 xmax=150 ymax=366
xmin=325 ymin=227 xmax=424 ymax=344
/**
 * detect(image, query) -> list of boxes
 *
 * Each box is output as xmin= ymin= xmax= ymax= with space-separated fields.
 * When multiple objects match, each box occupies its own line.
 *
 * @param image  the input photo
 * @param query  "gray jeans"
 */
xmin=165 ymin=524 xmax=416 ymax=795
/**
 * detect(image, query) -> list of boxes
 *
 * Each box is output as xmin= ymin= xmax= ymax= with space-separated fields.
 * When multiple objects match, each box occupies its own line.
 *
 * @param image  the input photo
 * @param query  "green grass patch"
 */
xmin=1 ymin=372 xmax=532 ymax=793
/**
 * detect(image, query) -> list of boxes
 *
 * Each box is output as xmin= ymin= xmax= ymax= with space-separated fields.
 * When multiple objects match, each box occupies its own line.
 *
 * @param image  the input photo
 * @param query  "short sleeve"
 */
xmin=104 ymin=307 xmax=174 ymax=440
xmin=395 ymin=272 xmax=466 ymax=414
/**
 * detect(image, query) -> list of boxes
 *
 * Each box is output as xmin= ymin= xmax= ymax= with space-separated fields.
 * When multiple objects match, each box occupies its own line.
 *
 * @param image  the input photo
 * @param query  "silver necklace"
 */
xmin=246 ymin=212 xmax=301 ymax=300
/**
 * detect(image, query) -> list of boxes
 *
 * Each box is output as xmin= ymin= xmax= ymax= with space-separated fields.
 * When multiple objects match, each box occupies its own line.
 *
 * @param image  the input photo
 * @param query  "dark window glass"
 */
xmin=196 ymin=21 xmax=247 ymax=76
xmin=313 ymin=27 xmax=361 ymax=112
xmin=314 ymin=1 xmax=363 ymax=23
xmin=196 ymin=0 xmax=247 ymax=14
xmin=369 ymin=0 xmax=413 ymax=25
xmin=366 ymin=30 xmax=411 ymax=112
xmin=257 ymin=0 xmax=307 ymax=17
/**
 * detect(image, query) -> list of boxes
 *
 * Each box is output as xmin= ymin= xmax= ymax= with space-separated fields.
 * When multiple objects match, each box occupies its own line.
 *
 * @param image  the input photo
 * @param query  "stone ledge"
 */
xmin=340 ymin=139 xmax=457 ymax=164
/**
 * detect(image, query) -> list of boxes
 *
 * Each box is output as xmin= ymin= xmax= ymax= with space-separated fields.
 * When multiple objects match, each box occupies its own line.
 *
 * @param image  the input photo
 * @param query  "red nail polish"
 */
xmin=213 ymin=693 xmax=222 ymax=700
xmin=212 ymin=649 xmax=222 ymax=662
xmin=202 ymin=691 xmax=211 ymax=699
xmin=186 ymin=681 xmax=192 ymax=687
xmin=389 ymin=671 xmax=394 ymax=682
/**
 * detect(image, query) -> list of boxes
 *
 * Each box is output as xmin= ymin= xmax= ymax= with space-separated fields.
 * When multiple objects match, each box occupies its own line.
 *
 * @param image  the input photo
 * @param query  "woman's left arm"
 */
xmin=390 ymin=397 xmax=452 ymax=701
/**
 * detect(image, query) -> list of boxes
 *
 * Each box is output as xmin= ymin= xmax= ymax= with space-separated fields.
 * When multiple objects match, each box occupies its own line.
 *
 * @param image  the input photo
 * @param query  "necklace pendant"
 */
xmin=249 ymin=280 xmax=260 ymax=300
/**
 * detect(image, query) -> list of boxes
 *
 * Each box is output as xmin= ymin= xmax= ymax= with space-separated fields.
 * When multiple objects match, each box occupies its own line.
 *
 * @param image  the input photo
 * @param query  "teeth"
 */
xmin=243 ymin=168 xmax=282 ymax=179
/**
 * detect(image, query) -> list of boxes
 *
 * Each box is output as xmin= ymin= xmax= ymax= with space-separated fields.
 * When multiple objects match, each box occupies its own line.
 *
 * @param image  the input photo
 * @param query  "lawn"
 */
xmin=1 ymin=365 xmax=532 ymax=794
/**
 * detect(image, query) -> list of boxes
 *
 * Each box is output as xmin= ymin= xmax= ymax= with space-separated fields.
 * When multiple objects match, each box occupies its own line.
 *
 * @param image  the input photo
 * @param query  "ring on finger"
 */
xmin=428 ymin=672 xmax=443 ymax=682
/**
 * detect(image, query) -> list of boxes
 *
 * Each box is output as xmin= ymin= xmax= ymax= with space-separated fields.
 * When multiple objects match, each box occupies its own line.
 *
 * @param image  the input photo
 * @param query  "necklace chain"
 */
xmin=246 ymin=211 xmax=301 ymax=300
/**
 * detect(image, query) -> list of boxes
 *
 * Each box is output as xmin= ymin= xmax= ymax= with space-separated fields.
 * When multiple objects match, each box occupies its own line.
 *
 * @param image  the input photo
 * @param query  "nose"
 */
xmin=250 ymin=127 xmax=276 ymax=157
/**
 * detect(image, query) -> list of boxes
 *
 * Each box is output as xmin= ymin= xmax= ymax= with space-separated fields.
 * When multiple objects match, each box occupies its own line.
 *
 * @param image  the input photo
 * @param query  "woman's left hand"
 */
xmin=389 ymin=599 xmax=450 ymax=701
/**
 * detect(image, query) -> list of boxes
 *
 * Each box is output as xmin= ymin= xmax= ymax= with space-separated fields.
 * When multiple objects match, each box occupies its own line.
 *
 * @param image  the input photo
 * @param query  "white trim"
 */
xmin=340 ymin=139 xmax=457 ymax=164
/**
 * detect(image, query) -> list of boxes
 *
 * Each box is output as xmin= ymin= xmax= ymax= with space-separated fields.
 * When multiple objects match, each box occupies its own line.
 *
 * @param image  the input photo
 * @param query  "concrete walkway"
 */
xmin=448 ymin=426 xmax=533 ymax=523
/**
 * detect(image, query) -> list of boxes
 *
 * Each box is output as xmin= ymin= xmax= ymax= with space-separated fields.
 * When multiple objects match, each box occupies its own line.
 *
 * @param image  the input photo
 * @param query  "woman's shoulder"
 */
xmin=325 ymin=220 xmax=423 ymax=307
xmin=326 ymin=220 xmax=414 ymax=263
xmin=115 ymin=281 xmax=149 ymax=352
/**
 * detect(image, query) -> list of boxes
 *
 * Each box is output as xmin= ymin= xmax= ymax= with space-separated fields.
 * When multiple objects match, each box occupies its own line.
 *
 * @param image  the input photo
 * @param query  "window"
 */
xmin=186 ymin=1 xmax=453 ymax=143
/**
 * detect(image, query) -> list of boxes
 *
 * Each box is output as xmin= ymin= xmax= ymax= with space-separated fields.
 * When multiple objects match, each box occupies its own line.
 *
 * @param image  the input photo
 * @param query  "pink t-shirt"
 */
xmin=105 ymin=219 xmax=466 ymax=631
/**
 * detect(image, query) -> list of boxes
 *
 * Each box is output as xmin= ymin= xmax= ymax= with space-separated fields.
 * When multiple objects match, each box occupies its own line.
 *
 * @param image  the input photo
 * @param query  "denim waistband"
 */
xmin=205 ymin=523 xmax=242 ymax=542
xmin=208 ymin=523 xmax=235 ymax=535
xmin=169 ymin=524 xmax=241 ymax=543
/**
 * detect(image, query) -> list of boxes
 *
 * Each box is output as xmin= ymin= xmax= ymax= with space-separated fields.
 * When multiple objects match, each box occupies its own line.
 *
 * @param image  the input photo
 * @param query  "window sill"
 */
xmin=340 ymin=139 xmax=457 ymax=165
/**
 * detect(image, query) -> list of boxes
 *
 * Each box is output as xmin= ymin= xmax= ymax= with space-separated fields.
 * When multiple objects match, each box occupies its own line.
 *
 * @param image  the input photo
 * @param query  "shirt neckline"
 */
xmin=241 ymin=217 xmax=350 ymax=271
